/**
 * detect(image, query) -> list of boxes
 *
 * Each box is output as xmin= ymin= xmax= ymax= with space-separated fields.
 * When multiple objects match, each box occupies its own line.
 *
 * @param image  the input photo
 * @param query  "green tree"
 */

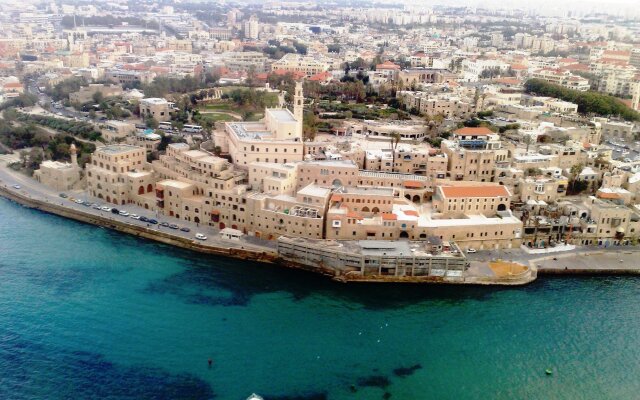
xmin=389 ymin=131 xmax=401 ymax=172
xmin=145 ymin=116 xmax=159 ymax=129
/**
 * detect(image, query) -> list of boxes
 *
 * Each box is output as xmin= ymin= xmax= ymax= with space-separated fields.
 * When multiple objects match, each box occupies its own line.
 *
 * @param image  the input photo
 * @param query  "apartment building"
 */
xmin=69 ymin=83 xmax=123 ymax=104
xmin=531 ymin=69 xmax=590 ymax=91
xmin=271 ymin=53 xmax=329 ymax=77
xmin=245 ymin=184 xmax=330 ymax=240
xmin=518 ymin=176 xmax=568 ymax=203
xmin=86 ymin=144 xmax=149 ymax=205
xmin=140 ymin=98 xmax=175 ymax=122
xmin=153 ymin=143 xmax=247 ymax=228
xmin=397 ymin=90 xmax=474 ymax=118
xmin=101 ymin=120 xmax=136 ymax=142
xmin=441 ymin=127 xmax=505 ymax=182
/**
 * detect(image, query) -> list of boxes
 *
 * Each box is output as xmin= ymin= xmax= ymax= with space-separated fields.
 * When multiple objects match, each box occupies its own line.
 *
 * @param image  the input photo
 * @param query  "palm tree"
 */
xmin=390 ymin=131 xmax=401 ymax=172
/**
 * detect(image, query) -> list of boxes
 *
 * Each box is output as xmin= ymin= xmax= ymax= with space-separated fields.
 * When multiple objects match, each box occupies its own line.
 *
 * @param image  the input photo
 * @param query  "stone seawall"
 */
xmin=0 ymin=186 xmax=279 ymax=265
xmin=538 ymin=268 xmax=640 ymax=276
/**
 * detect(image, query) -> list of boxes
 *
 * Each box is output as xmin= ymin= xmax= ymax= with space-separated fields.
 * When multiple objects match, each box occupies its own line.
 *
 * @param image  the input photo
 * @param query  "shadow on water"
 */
xmin=142 ymin=243 xmax=524 ymax=310
xmin=0 ymin=327 xmax=215 ymax=400
xmin=261 ymin=393 xmax=328 ymax=400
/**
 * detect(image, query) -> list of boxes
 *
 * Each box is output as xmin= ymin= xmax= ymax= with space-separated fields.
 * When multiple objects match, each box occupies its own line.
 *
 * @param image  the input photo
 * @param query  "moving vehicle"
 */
xmin=59 ymin=193 xmax=68 ymax=198
xmin=195 ymin=233 xmax=207 ymax=240
xmin=12 ymin=184 xmax=21 ymax=189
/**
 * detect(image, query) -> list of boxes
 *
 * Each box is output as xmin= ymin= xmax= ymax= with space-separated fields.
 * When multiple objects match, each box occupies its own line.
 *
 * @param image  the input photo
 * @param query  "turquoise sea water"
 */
xmin=2 ymin=197 xmax=640 ymax=400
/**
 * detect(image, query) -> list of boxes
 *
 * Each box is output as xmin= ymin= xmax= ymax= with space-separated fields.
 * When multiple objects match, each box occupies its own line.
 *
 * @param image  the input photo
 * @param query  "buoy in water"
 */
xmin=545 ymin=369 xmax=553 ymax=375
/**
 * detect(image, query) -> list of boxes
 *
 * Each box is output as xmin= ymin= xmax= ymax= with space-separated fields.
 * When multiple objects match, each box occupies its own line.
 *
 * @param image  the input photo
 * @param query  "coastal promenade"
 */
xmin=12 ymin=164 xmax=640 ymax=285
xmin=467 ymin=247 xmax=640 ymax=275
xmin=0 ymin=166 xmax=279 ymax=265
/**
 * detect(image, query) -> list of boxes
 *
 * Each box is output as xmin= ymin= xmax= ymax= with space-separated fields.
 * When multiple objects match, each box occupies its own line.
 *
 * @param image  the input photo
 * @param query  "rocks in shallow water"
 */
xmin=392 ymin=363 xmax=422 ymax=378
xmin=357 ymin=375 xmax=391 ymax=389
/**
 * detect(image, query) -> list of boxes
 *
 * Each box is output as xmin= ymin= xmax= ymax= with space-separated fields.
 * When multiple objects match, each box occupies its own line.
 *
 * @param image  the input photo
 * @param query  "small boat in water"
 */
xmin=545 ymin=368 xmax=553 ymax=375
xmin=247 ymin=394 xmax=264 ymax=400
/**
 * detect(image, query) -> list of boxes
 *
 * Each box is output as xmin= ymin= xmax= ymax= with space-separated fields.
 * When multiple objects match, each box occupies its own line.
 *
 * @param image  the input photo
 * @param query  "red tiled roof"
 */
xmin=495 ymin=78 xmax=521 ymax=85
xmin=346 ymin=212 xmax=363 ymax=220
xmin=330 ymin=194 xmax=343 ymax=202
xmin=603 ymin=50 xmax=630 ymax=56
xmin=309 ymin=71 xmax=332 ymax=82
xmin=376 ymin=61 xmax=400 ymax=70
xmin=440 ymin=185 xmax=509 ymax=199
xmin=403 ymin=180 xmax=424 ymax=189
xmin=403 ymin=210 xmax=419 ymax=217
xmin=381 ymin=213 xmax=397 ymax=221
xmin=454 ymin=127 xmax=494 ymax=136
xmin=597 ymin=191 xmax=622 ymax=200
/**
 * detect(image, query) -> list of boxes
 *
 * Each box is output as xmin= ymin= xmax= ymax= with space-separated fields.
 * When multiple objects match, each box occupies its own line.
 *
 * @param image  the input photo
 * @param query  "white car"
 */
xmin=130 ymin=214 xmax=140 ymax=220
xmin=101 ymin=206 xmax=112 ymax=212
xmin=12 ymin=184 xmax=21 ymax=189
xmin=195 ymin=233 xmax=207 ymax=240
xmin=74 ymin=199 xmax=83 ymax=204
xmin=466 ymin=248 xmax=477 ymax=254
xmin=119 ymin=210 xmax=130 ymax=217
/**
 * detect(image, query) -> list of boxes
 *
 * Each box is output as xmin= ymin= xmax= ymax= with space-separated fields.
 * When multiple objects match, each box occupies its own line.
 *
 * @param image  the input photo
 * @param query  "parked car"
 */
xmin=111 ymin=208 xmax=120 ymax=214
xmin=119 ymin=210 xmax=130 ymax=217
xmin=195 ymin=233 xmax=207 ymax=240
xmin=130 ymin=214 xmax=140 ymax=220
xmin=466 ymin=248 xmax=477 ymax=254
xmin=101 ymin=206 xmax=112 ymax=212
xmin=12 ymin=184 xmax=21 ymax=189
xmin=148 ymin=219 xmax=158 ymax=224
xmin=160 ymin=222 xmax=170 ymax=227
xmin=59 ymin=193 xmax=68 ymax=198
xmin=74 ymin=199 xmax=83 ymax=204
xmin=180 ymin=227 xmax=191 ymax=232
xmin=139 ymin=216 xmax=149 ymax=222
xmin=92 ymin=204 xmax=101 ymax=210
xmin=168 ymin=224 xmax=179 ymax=230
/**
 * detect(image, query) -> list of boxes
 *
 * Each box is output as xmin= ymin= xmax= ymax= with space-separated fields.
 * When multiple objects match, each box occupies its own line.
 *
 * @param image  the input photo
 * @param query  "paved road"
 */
xmin=0 ymin=166 xmax=276 ymax=254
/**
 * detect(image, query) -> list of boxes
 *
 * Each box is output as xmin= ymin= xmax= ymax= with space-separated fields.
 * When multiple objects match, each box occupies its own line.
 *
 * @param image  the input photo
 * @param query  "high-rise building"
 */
xmin=244 ymin=15 xmax=259 ymax=40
